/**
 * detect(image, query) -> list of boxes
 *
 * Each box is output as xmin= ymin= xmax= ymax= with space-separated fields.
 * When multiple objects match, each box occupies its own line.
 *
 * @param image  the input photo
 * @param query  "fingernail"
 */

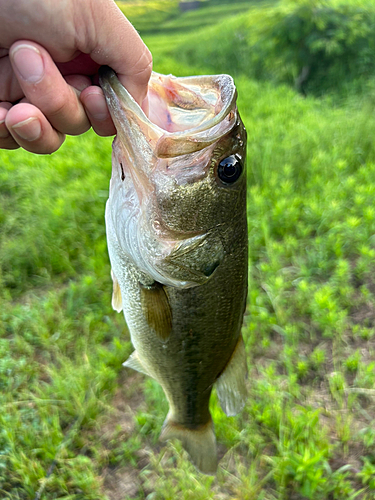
xmin=84 ymin=92 xmax=109 ymax=121
xmin=12 ymin=117 xmax=42 ymax=141
xmin=11 ymin=44 xmax=44 ymax=83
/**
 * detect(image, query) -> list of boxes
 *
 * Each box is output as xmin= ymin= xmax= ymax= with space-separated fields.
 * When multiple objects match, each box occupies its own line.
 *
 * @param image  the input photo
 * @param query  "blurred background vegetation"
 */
xmin=2 ymin=0 xmax=375 ymax=498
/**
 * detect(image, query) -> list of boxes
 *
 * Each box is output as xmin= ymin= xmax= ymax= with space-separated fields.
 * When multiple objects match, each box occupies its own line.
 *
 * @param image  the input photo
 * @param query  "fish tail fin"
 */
xmin=160 ymin=414 xmax=217 ymax=475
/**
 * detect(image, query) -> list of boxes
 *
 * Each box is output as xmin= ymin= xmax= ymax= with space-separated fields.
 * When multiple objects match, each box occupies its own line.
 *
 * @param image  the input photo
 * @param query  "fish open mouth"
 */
xmin=99 ymin=66 xmax=237 ymax=159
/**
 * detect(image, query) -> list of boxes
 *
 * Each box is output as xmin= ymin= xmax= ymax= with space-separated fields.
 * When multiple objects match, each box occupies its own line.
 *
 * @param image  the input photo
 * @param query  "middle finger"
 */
xmin=9 ymin=40 xmax=91 ymax=136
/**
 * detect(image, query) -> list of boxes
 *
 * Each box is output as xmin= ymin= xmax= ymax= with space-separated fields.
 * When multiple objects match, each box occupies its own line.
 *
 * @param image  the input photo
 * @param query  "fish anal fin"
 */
xmin=123 ymin=351 xmax=151 ymax=378
xmin=160 ymin=414 xmax=217 ymax=475
xmin=215 ymin=335 xmax=247 ymax=417
xmin=140 ymin=282 xmax=172 ymax=341
xmin=111 ymin=269 xmax=123 ymax=313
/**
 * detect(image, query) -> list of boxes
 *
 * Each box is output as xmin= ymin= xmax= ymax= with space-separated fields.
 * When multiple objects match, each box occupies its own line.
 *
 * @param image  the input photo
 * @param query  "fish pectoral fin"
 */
xmin=140 ymin=282 xmax=172 ymax=341
xmin=123 ymin=350 xmax=152 ymax=378
xmin=169 ymin=233 xmax=209 ymax=257
xmin=215 ymin=335 xmax=247 ymax=417
xmin=163 ymin=233 xmax=224 ymax=285
xmin=160 ymin=414 xmax=217 ymax=475
xmin=111 ymin=269 xmax=123 ymax=313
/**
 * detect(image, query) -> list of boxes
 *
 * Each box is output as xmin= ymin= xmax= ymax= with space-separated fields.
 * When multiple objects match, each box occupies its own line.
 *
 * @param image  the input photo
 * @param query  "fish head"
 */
xmin=100 ymin=67 xmax=247 ymax=288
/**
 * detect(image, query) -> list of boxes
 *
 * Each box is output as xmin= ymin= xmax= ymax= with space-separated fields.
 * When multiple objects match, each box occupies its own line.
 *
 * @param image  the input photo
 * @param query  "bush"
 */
xmin=171 ymin=0 xmax=375 ymax=96
xmin=255 ymin=0 xmax=375 ymax=95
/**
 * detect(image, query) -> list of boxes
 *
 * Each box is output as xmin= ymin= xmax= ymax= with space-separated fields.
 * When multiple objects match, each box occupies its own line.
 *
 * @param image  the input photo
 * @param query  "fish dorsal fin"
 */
xmin=123 ymin=350 xmax=151 ymax=377
xmin=111 ymin=270 xmax=123 ymax=313
xmin=139 ymin=282 xmax=172 ymax=341
xmin=215 ymin=335 xmax=247 ymax=416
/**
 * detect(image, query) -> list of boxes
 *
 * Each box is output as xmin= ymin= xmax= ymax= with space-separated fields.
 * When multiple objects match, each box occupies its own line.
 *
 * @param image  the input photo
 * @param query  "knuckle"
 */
xmin=132 ymin=46 xmax=153 ymax=83
xmin=44 ymin=93 xmax=70 ymax=118
xmin=143 ymin=47 xmax=153 ymax=70
xmin=69 ymin=121 xmax=91 ymax=136
xmin=40 ymin=90 xmax=89 ymax=135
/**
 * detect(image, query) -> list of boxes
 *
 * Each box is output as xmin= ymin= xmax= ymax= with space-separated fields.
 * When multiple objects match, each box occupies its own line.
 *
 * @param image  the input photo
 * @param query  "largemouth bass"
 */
xmin=99 ymin=66 xmax=248 ymax=474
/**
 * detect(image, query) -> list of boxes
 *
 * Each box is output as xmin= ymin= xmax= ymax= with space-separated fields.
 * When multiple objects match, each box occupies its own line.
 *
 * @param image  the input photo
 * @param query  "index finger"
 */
xmin=77 ymin=1 xmax=152 ymax=106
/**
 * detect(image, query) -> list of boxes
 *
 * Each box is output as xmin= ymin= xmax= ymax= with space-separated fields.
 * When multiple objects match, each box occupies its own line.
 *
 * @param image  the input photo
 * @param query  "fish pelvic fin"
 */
xmin=160 ymin=415 xmax=217 ymax=475
xmin=139 ymin=281 xmax=172 ymax=341
xmin=215 ymin=335 xmax=247 ymax=416
xmin=123 ymin=351 xmax=152 ymax=378
xmin=111 ymin=269 xmax=123 ymax=313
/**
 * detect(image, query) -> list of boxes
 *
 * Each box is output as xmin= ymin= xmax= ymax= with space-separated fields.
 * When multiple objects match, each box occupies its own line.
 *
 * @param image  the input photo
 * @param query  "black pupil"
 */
xmin=217 ymin=155 xmax=242 ymax=184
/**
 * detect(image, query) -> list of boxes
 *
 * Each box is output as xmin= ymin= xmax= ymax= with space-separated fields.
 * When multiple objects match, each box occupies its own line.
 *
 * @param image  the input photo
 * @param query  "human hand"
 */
xmin=0 ymin=0 xmax=152 ymax=153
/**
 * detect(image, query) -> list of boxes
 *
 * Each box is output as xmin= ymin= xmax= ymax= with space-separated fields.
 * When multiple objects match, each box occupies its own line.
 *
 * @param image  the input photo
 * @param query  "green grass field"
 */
xmin=2 ymin=0 xmax=375 ymax=498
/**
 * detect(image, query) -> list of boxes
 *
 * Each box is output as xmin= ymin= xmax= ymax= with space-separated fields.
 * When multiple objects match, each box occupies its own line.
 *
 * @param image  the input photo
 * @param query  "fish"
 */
xmin=99 ymin=66 xmax=248 ymax=474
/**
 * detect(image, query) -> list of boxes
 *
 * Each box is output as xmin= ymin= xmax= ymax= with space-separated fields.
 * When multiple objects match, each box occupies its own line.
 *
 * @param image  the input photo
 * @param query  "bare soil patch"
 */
xmin=100 ymin=371 xmax=148 ymax=499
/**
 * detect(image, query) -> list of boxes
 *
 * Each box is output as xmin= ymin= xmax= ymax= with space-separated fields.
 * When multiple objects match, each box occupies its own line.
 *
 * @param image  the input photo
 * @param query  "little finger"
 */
xmin=6 ymin=102 xmax=65 ymax=154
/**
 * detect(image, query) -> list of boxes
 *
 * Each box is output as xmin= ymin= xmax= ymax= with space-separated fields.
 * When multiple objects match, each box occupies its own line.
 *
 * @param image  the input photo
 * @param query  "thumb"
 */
xmin=82 ymin=0 xmax=152 ymax=105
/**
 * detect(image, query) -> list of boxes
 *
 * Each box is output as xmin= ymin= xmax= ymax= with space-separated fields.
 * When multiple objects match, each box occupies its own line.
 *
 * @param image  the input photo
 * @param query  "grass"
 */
xmin=2 ymin=0 xmax=375 ymax=498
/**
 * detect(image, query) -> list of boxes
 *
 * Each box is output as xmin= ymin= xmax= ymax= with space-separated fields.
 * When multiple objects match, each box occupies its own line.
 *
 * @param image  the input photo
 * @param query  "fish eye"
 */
xmin=217 ymin=155 xmax=243 ymax=185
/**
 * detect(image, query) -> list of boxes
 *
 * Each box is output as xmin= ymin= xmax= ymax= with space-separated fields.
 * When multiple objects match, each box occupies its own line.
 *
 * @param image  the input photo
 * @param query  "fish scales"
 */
xmin=100 ymin=66 xmax=248 ymax=474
